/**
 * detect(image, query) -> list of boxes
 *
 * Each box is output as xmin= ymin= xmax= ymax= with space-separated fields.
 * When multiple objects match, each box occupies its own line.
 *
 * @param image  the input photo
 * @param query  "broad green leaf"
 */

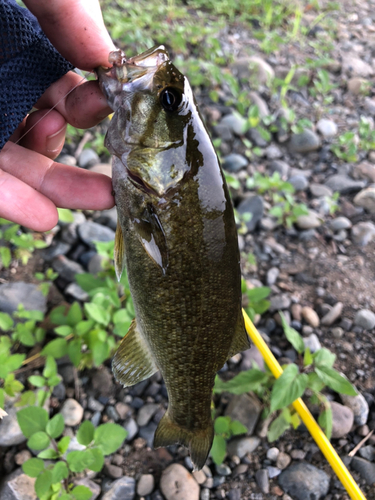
xmin=313 ymin=348 xmax=336 ymax=369
xmin=37 ymin=449 xmax=60 ymax=459
xmin=84 ymin=447 xmax=104 ymax=472
xmin=57 ymin=436 xmax=71 ymax=454
xmin=91 ymin=339 xmax=110 ymax=367
xmin=0 ymin=388 xmax=4 ymax=409
xmin=267 ymin=411 xmax=291 ymax=442
xmin=60 ymin=495 xmax=73 ymax=500
xmin=0 ymin=354 xmax=26 ymax=378
xmin=0 ymin=246 xmax=11 ymax=268
xmin=214 ymin=416 xmax=230 ymax=435
xmin=43 ymin=356 xmax=57 ymax=379
xmin=17 ymin=407 xmax=49 ymax=437
xmin=57 ymin=208 xmax=74 ymax=223
xmin=0 ymin=311 xmax=14 ymax=331
xmin=290 ymin=411 xmax=301 ymax=429
xmin=315 ymin=367 xmax=357 ymax=396
xmin=28 ymin=375 xmax=46 ymax=388
xmin=84 ymin=303 xmax=111 ymax=327
xmin=51 ymin=461 xmax=69 ymax=483
xmin=75 ymin=274 xmax=105 ymax=292
xmin=37 ymin=389 xmax=49 ymax=407
xmin=49 ymin=305 xmax=69 ymax=326
xmin=230 ymin=420 xmax=248 ymax=436
xmin=270 ymin=364 xmax=308 ymax=413
xmin=93 ymin=423 xmax=127 ymax=455
xmin=304 ymin=347 xmax=313 ymax=367
xmin=35 ymin=470 xmax=53 ymax=498
xmin=41 ymin=338 xmax=68 ymax=358
xmin=210 ymin=434 xmax=226 ymax=465
xmin=47 ymin=375 xmax=61 ymax=387
xmin=67 ymin=450 xmax=96 ymax=473
xmin=306 ymin=372 xmax=325 ymax=392
xmin=54 ymin=325 xmax=72 ymax=337
xmin=46 ymin=414 xmax=65 ymax=439
xmin=67 ymin=302 xmax=83 ymax=326
xmin=22 ymin=458 xmax=45 ymax=477
xmin=214 ymin=369 xmax=270 ymax=395
xmin=280 ymin=312 xmax=305 ymax=354
xmin=27 ymin=431 xmax=50 ymax=450
xmin=247 ymin=286 xmax=271 ymax=302
xmin=16 ymin=390 xmax=36 ymax=407
xmin=318 ymin=405 xmax=333 ymax=440
xmin=112 ymin=309 xmax=133 ymax=325
xmin=71 ymin=485 xmax=93 ymax=500
xmin=77 ymin=420 xmax=95 ymax=446
xmin=68 ymin=338 xmax=82 ymax=367
xmin=75 ymin=320 xmax=94 ymax=336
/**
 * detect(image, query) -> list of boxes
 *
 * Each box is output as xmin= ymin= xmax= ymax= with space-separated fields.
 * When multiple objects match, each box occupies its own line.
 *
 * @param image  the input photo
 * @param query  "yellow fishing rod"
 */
xmin=242 ymin=309 xmax=366 ymax=500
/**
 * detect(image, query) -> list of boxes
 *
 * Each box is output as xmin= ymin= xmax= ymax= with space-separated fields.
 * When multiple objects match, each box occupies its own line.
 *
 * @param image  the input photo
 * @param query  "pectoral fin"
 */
xmin=112 ymin=319 xmax=158 ymax=387
xmin=227 ymin=313 xmax=250 ymax=359
xmin=114 ymin=222 xmax=126 ymax=282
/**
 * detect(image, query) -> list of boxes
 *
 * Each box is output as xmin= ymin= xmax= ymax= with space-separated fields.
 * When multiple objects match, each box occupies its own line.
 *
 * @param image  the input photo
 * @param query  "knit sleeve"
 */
xmin=0 ymin=0 xmax=74 ymax=149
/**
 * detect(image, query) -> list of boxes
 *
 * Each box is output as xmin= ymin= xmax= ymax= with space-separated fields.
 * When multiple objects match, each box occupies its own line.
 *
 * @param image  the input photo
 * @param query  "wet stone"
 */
xmin=222 ymin=153 xmax=248 ymax=173
xmin=289 ymin=129 xmax=320 ymax=154
xmin=278 ymin=462 xmax=330 ymax=500
xmin=0 ymin=282 xmax=47 ymax=315
xmin=101 ymin=476 xmax=136 ymax=500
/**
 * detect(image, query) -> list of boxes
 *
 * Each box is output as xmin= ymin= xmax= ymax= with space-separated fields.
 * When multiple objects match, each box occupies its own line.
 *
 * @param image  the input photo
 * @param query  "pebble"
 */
xmin=301 ymin=306 xmax=320 ymax=328
xmin=351 ymin=457 xmax=375 ymax=485
xmin=276 ymin=452 xmax=291 ymax=470
xmin=192 ymin=470 xmax=207 ymax=485
xmin=295 ymin=211 xmax=322 ymax=230
xmin=139 ymin=421 xmax=157 ymax=447
xmin=341 ymin=53 xmax=374 ymax=77
xmin=268 ymin=160 xmax=290 ymax=179
xmin=60 ymin=398 xmax=84 ymax=426
xmin=78 ymin=221 xmax=115 ymax=248
xmin=240 ymin=345 xmax=265 ymax=371
xmin=321 ymin=302 xmax=343 ymax=326
xmin=329 ymin=217 xmax=352 ymax=232
xmin=289 ymin=129 xmax=320 ymax=154
xmin=309 ymin=183 xmax=332 ymax=197
xmin=104 ymin=463 xmax=123 ymax=479
xmin=0 ymin=468 xmax=36 ymax=500
xmin=354 ymin=187 xmax=375 ymax=214
xmin=269 ymin=294 xmax=291 ymax=312
xmin=216 ymin=463 xmax=231 ymax=476
xmin=75 ymin=478 xmax=101 ymax=500
xmin=42 ymin=241 xmax=72 ymax=261
xmin=200 ymin=489 xmax=210 ymax=500
xmin=265 ymin=144 xmax=283 ymax=159
xmin=278 ymin=462 xmax=330 ymax=500
xmin=290 ymin=449 xmax=306 ymax=460
xmin=78 ymin=148 xmax=100 ymax=168
xmin=65 ymin=283 xmax=89 ymax=301
xmin=224 ymin=393 xmax=262 ymax=434
xmin=288 ymin=175 xmax=309 ymax=191
xmin=87 ymin=253 xmax=106 ymax=275
xmin=88 ymin=396 xmax=104 ymax=412
xmin=354 ymin=309 xmax=375 ymax=330
xmin=237 ymin=195 xmax=264 ymax=232
xmin=267 ymin=466 xmax=282 ymax=479
xmin=266 ymin=447 xmax=280 ymax=462
xmin=94 ymin=207 xmax=118 ymax=231
xmin=106 ymin=405 xmax=120 ymax=422
xmin=227 ymin=436 xmax=261 ymax=458
xmin=359 ymin=445 xmax=375 ymax=462
xmin=353 ymin=162 xmax=375 ymax=183
xmin=255 ymin=469 xmax=269 ymax=494
xmin=52 ymin=255 xmax=84 ymax=282
xmin=91 ymin=368 xmax=114 ymax=397
xmin=137 ymin=404 xmax=160 ymax=427
xmin=340 ymin=393 xmax=369 ymax=426
xmin=0 ymin=400 xmax=27 ymax=447
xmin=124 ymin=418 xmax=139 ymax=441
xmin=249 ymin=91 xmax=270 ymax=117
xmin=364 ymin=97 xmax=375 ymax=116
xmin=14 ymin=450 xmax=32 ymax=465
xmin=219 ymin=113 xmax=247 ymax=136
xmin=331 ymin=401 xmax=354 ymax=438
xmin=267 ymin=267 xmax=279 ymax=286
xmin=0 ymin=282 xmax=47 ymax=315
xmin=351 ymin=221 xmax=375 ymax=246
xmin=160 ymin=464 xmax=199 ymax=500
xmin=324 ymin=175 xmax=366 ymax=194
xmin=115 ymin=402 xmax=131 ymax=420
xmin=316 ymin=118 xmax=338 ymax=138
xmin=222 ymin=153 xmax=248 ymax=172
xmin=347 ymin=77 xmax=369 ymax=94
xmin=303 ymin=334 xmax=321 ymax=353
xmin=101 ymin=476 xmax=136 ymax=500
xmin=332 ymin=327 xmax=344 ymax=339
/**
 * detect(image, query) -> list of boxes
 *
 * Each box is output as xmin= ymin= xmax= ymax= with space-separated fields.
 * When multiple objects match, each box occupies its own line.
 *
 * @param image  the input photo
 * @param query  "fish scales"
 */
xmin=97 ymin=45 xmax=249 ymax=470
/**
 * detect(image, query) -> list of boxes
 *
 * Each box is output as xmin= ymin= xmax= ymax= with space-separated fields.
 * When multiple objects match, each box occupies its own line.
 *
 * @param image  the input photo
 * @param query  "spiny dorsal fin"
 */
xmin=114 ymin=221 xmax=126 ymax=281
xmin=112 ymin=319 xmax=159 ymax=387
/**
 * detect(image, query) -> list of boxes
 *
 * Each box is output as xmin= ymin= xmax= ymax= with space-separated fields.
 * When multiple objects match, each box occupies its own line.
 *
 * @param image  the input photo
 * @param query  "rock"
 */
xmin=289 ymin=129 xmax=320 ymax=154
xmin=364 ymin=97 xmax=375 ymax=116
xmin=301 ymin=307 xmax=320 ymax=328
xmin=240 ymin=345 xmax=265 ymax=371
xmin=78 ymin=221 xmax=115 ymax=248
xmin=213 ymin=123 xmax=233 ymax=141
xmin=353 ymin=162 xmax=375 ymax=183
xmin=321 ymin=302 xmax=343 ymax=326
xmin=87 ymin=253 xmax=106 ymax=275
xmin=268 ymin=160 xmax=290 ymax=179
xmin=247 ymin=127 xmax=268 ymax=147
xmin=267 ymin=267 xmax=279 ymax=286
xmin=225 ymin=393 xmax=262 ymax=434
xmin=78 ymin=148 xmax=100 ymax=168
xmin=104 ymin=463 xmax=123 ymax=479
xmin=192 ymin=470 xmax=206 ymax=485
xmin=329 ymin=218 xmax=352 ymax=232
xmin=160 ymin=464 xmax=199 ymax=500
xmin=351 ymin=221 xmax=375 ymax=246
xmin=290 ymin=449 xmax=306 ymax=460
xmin=303 ymin=334 xmax=321 ymax=353
xmin=139 ymin=421 xmax=157 ymax=447
xmin=354 ymin=309 xmax=375 ymax=330
xmin=331 ymin=402 xmax=354 ymax=438
xmin=215 ymin=463 xmax=231 ymax=476
xmin=137 ymin=404 xmax=159 ymax=427
xmin=200 ymin=489 xmax=210 ymax=500
xmin=14 ymin=450 xmax=31 ymax=466
xmin=222 ymin=153 xmax=248 ymax=172
xmin=265 ymin=144 xmax=282 ymax=159
xmin=94 ymin=207 xmax=118 ymax=231
xmin=220 ymin=113 xmax=247 ymax=136
xmin=278 ymin=462 xmax=330 ymax=500
xmin=316 ymin=119 xmax=338 ymax=138
xmin=296 ymin=211 xmax=322 ymax=230
xmin=351 ymin=457 xmax=375 ymax=485
xmin=0 ymin=400 xmax=26 ymax=447
xmin=288 ymin=175 xmax=309 ymax=191
xmin=124 ymin=418 xmax=138 ymax=441
xmin=101 ymin=476 xmax=136 ymax=500
xmin=340 ymin=393 xmax=369 ymax=426
xmin=332 ymin=327 xmax=344 ymax=339
xmin=255 ymin=469 xmax=269 ymax=494
xmin=231 ymin=56 xmax=274 ymax=84
xmin=0 ymin=283 xmax=47 ymax=316
xmin=359 ymin=445 xmax=375 ymax=462
xmin=354 ymin=187 xmax=375 ymax=214
xmin=52 ymin=255 xmax=84 ymax=282
xmin=137 ymin=474 xmax=155 ymax=496
xmin=266 ymin=447 xmax=280 ymax=462
xmin=75 ymin=478 xmax=101 ymax=500
xmin=341 ymin=53 xmax=374 ymax=77
xmin=324 ymin=175 xmax=366 ymax=194
xmin=249 ymin=92 xmax=270 ymax=117
xmin=57 ymin=153 xmax=77 ymax=166
xmin=276 ymin=452 xmax=291 ymax=470
xmin=227 ymin=436 xmax=261 ymax=458
xmin=0 ymin=468 xmax=36 ymax=500
xmin=237 ymin=195 xmax=264 ymax=231
xmin=88 ymin=163 xmax=112 ymax=177
xmin=42 ymin=241 xmax=72 ymax=261
xmin=91 ymin=368 xmax=114 ymax=397
xmin=347 ymin=77 xmax=369 ymax=94
xmin=60 ymin=398 xmax=84 ymax=426
xmin=269 ymin=294 xmax=291 ymax=312
xmin=309 ymin=183 xmax=333 ymax=197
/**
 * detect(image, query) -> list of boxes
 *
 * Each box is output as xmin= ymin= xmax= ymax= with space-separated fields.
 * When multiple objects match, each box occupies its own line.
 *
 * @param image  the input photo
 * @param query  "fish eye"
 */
xmin=160 ymin=88 xmax=182 ymax=112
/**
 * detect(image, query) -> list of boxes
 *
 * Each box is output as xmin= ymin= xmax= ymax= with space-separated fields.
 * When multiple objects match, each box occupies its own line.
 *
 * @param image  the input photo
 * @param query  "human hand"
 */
xmin=0 ymin=0 xmax=116 ymax=232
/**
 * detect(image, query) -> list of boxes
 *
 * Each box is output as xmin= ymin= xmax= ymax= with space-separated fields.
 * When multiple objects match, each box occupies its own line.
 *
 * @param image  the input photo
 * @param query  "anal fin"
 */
xmin=227 ymin=312 xmax=250 ymax=359
xmin=112 ymin=319 xmax=158 ymax=387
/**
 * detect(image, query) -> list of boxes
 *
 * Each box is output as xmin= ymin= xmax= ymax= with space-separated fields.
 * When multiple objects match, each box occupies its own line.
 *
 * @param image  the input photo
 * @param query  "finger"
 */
xmin=34 ymin=73 xmax=112 ymax=129
xmin=0 ymin=169 xmax=59 ymax=232
xmin=18 ymin=109 xmax=67 ymax=160
xmin=0 ymin=142 xmax=114 ymax=212
xmin=23 ymin=0 xmax=115 ymax=69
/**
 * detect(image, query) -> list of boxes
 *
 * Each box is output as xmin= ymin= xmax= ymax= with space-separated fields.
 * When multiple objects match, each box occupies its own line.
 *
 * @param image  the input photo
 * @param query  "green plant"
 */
xmin=214 ymin=313 xmax=357 ymax=443
xmin=17 ymin=408 xmax=126 ymax=499
xmin=309 ymin=69 xmax=337 ymax=104
xmin=210 ymin=416 xmax=247 ymax=465
xmin=331 ymin=116 xmax=375 ymax=162
xmin=242 ymin=280 xmax=271 ymax=322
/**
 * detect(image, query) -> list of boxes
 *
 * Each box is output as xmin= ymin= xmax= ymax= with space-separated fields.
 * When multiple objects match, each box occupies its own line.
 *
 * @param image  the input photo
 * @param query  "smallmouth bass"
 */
xmin=96 ymin=46 xmax=249 ymax=470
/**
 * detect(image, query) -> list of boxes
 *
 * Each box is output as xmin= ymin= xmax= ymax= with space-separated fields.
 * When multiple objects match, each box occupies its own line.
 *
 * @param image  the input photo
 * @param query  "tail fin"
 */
xmin=153 ymin=410 xmax=214 ymax=471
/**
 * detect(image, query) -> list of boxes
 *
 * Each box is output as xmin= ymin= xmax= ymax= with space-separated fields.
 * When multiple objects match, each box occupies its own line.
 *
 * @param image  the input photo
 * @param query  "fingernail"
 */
xmin=46 ymin=125 xmax=67 ymax=153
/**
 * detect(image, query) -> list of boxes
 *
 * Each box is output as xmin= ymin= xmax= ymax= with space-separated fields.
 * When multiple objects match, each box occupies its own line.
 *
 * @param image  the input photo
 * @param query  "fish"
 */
xmin=96 ymin=45 xmax=249 ymax=470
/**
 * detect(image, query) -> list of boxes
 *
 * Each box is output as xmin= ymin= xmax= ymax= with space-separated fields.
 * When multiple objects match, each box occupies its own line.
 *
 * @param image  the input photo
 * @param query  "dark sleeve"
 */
xmin=0 ymin=0 xmax=74 ymax=149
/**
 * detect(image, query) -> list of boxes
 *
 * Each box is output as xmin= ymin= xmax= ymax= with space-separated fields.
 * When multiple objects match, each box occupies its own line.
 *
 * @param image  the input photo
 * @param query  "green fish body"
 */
xmin=97 ymin=46 xmax=249 ymax=470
